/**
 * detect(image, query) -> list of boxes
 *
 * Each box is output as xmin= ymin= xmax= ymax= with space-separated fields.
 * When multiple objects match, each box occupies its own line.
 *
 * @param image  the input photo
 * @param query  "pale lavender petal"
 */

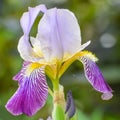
xmin=17 ymin=36 xmax=43 ymax=62
xmin=6 ymin=62 xmax=48 ymax=116
xmin=18 ymin=4 xmax=47 ymax=62
xmin=37 ymin=8 xmax=86 ymax=62
xmin=80 ymin=57 xmax=113 ymax=100
xmin=56 ymin=9 xmax=89 ymax=55
xmin=65 ymin=90 xmax=76 ymax=118
xmin=20 ymin=4 xmax=47 ymax=35
xmin=37 ymin=8 xmax=63 ymax=61
xmin=63 ymin=41 xmax=91 ymax=61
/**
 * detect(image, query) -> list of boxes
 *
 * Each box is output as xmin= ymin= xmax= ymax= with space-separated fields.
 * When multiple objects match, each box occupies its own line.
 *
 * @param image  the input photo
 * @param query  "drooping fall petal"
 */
xmin=13 ymin=61 xmax=31 ymax=83
xmin=5 ymin=62 xmax=48 ymax=116
xmin=80 ymin=54 xmax=113 ymax=100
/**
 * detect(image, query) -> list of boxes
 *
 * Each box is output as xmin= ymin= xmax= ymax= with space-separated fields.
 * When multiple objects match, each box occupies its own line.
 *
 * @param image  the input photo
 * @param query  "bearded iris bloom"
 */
xmin=5 ymin=4 xmax=113 ymax=118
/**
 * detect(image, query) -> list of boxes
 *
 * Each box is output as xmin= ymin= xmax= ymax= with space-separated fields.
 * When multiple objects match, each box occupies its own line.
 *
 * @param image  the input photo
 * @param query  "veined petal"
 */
xmin=79 ymin=52 xmax=113 ymax=100
xmin=37 ymin=8 xmax=87 ymax=62
xmin=6 ymin=62 xmax=48 ymax=116
xmin=20 ymin=4 xmax=47 ymax=35
xmin=13 ymin=61 xmax=30 ymax=83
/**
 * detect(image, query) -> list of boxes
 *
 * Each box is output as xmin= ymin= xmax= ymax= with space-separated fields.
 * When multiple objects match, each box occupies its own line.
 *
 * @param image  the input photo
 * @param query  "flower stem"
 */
xmin=52 ymin=85 xmax=66 ymax=120
xmin=52 ymin=103 xmax=65 ymax=120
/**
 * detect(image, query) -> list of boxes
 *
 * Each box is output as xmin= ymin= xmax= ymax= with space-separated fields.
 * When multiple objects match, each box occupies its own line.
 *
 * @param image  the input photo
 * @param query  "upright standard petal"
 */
xmin=20 ymin=4 xmax=47 ymax=35
xmin=37 ymin=8 xmax=84 ymax=62
xmin=18 ymin=5 xmax=47 ymax=62
xmin=79 ymin=52 xmax=113 ymax=100
xmin=37 ymin=8 xmax=63 ymax=62
xmin=6 ymin=62 xmax=48 ymax=116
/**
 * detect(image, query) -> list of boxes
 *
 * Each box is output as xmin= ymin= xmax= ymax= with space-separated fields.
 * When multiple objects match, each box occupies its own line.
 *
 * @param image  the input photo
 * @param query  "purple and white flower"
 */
xmin=5 ymin=4 xmax=113 ymax=117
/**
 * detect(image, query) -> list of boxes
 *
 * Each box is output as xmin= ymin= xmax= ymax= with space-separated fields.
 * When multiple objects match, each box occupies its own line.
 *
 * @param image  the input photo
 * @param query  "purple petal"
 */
xmin=20 ymin=4 xmax=47 ymax=36
xmin=6 ymin=62 xmax=48 ymax=116
xmin=13 ymin=61 xmax=31 ymax=83
xmin=80 ymin=57 xmax=113 ymax=100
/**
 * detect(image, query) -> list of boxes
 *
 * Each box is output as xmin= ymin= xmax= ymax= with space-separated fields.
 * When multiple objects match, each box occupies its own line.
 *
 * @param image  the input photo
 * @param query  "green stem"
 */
xmin=47 ymin=61 xmax=66 ymax=120
xmin=52 ymin=103 xmax=65 ymax=120
xmin=52 ymin=85 xmax=66 ymax=120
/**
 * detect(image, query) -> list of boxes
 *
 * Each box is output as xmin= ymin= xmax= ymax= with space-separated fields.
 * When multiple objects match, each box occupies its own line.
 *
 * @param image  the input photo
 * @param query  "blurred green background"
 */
xmin=0 ymin=0 xmax=120 ymax=120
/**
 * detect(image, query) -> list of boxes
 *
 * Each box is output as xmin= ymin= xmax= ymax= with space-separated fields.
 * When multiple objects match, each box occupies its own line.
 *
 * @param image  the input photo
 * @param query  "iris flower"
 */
xmin=5 ymin=4 xmax=113 ymax=117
